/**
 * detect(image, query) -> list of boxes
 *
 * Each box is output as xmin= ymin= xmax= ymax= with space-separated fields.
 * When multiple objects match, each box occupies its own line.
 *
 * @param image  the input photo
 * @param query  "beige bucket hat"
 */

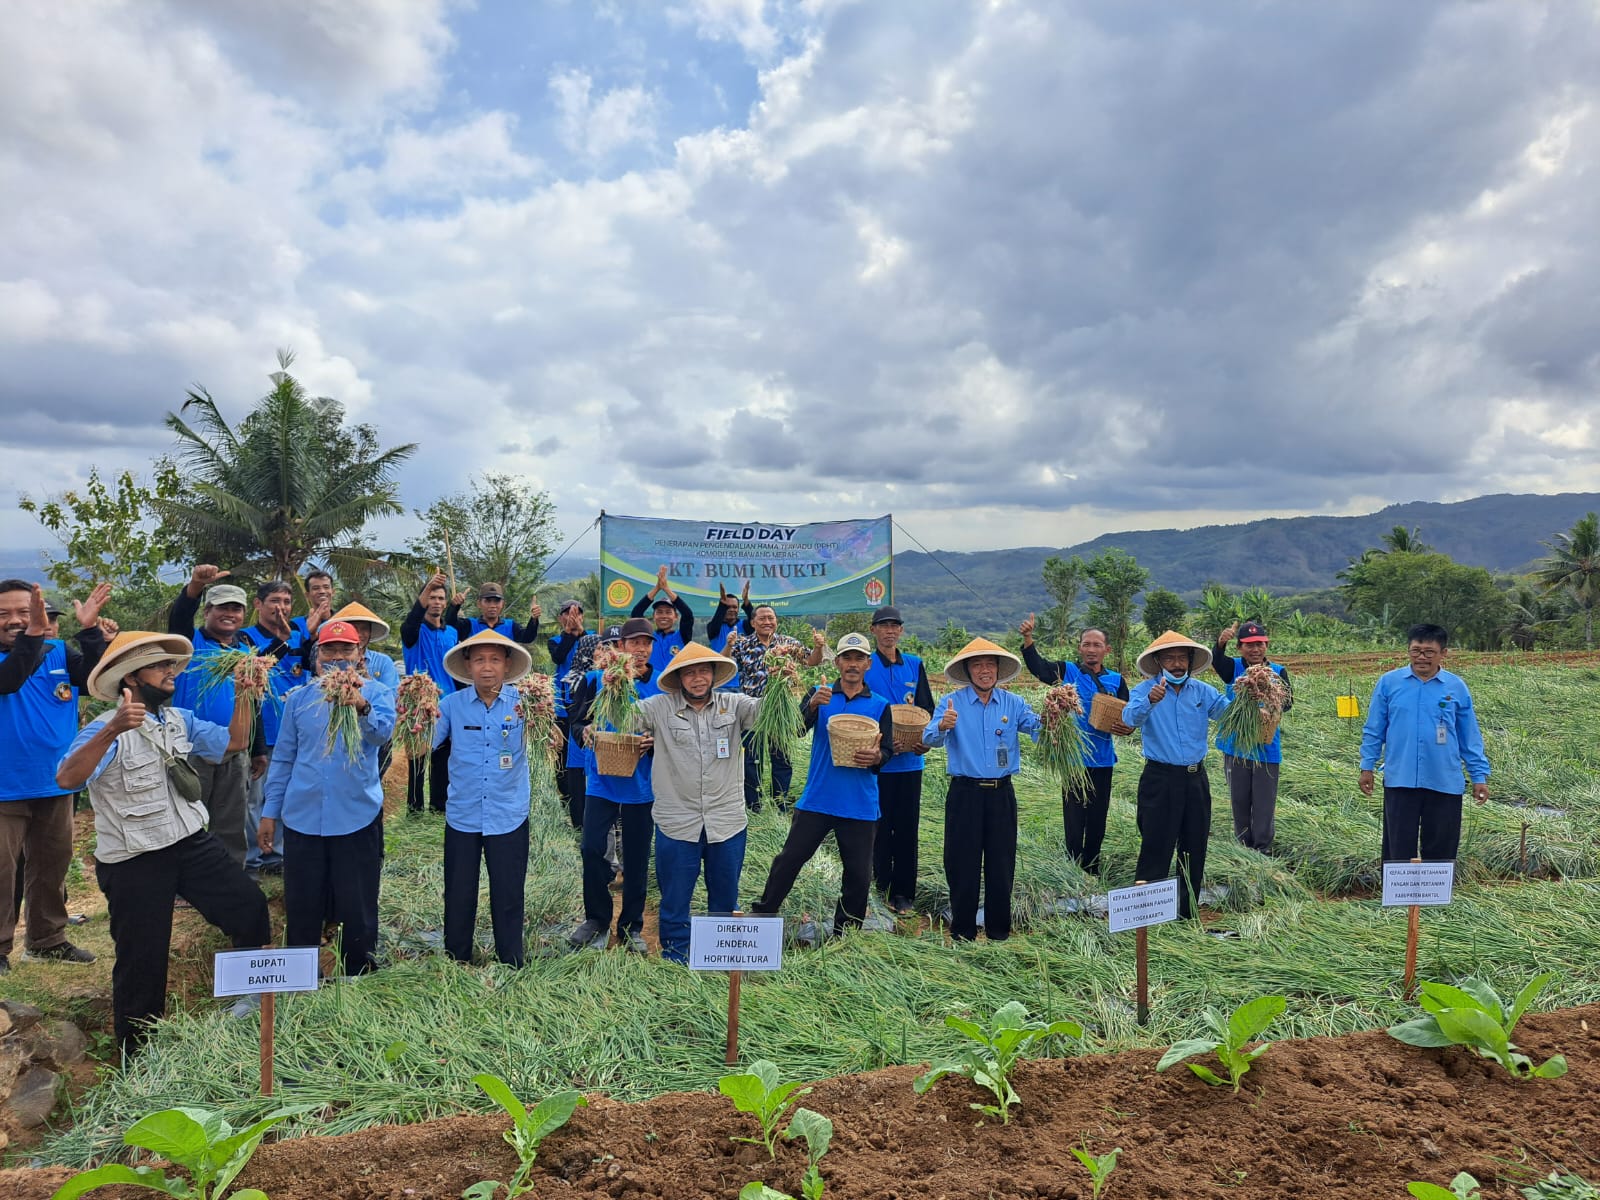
xmin=443 ymin=629 xmax=533 ymax=684
xmin=87 ymin=632 xmax=194 ymax=702
xmin=1135 ymin=630 xmax=1213 ymax=678
xmin=943 ymin=637 xmax=1022 ymax=687
xmin=657 ymin=641 xmax=737 ymax=692
xmin=332 ymin=601 xmax=390 ymax=641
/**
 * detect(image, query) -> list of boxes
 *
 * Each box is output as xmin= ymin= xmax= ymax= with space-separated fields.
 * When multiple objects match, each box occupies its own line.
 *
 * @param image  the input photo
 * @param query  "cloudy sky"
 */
xmin=2 ymin=0 xmax=1597 ymax=560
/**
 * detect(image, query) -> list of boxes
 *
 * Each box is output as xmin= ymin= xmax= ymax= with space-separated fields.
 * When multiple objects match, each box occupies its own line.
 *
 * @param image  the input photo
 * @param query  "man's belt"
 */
xmin=951 ymin=775 xmax=1006 ymax=789
xmin=1147 ymin=760 xmax=1204 ymax=774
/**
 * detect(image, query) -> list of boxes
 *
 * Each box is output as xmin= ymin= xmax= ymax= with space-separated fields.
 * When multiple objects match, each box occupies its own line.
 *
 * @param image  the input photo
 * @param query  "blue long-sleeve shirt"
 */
xmin=263 ymin=676 xmax=395 ymax=835
xmin=921 ymin=687 xmax=1041 ymax=778
xmin=1360 ymin=667 xmax=1491 ymax=792
xmin=434 ymin=684 xmax=530 ymax=835
xmin=1123 ymin=676 xmax=1229 ymax=767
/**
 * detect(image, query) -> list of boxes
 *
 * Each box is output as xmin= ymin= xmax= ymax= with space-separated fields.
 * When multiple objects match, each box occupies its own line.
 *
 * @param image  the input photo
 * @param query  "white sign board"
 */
xmin=1382 ymin=861 xmax=1455 ymax=908
xmin=689 ymin=915 xmax=785 ymax=971
xmin=214 ymin=947 xmax=322 ymax=998
xmin=1107 ymin=878 xmax=1180 ymax=933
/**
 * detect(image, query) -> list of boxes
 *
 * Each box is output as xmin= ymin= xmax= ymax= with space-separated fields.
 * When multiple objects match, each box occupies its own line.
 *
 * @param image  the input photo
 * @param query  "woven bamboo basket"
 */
xmin=1088 ymin=692 xmax=1127 ymax=735
xmin=593 ymin=730 xmax=646 ymax=777
xmin=890 ymin=703 xmax=931 ymax=752
xmin=1259 ymin=712 xmax=1280 ymax=744
xmin=828 ymin=713 xmax=882 ymax=767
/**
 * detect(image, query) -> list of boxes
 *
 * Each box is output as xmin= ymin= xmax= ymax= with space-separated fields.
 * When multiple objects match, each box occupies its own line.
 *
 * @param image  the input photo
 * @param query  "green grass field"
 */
xmin=35 ymin=661 xmax=1600 ymax=1166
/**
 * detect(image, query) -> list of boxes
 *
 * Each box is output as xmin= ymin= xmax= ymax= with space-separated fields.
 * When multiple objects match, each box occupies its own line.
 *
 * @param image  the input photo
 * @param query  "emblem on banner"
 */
xmin=606 ymin=579 xmax=635 ymax=609
xmin=863 ymin=577 xmax=886 ymax=604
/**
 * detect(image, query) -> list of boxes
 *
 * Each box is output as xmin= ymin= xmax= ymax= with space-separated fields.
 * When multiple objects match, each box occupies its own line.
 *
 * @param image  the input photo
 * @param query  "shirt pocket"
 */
xmin=119 ymin=798 xmax=182 ymax=854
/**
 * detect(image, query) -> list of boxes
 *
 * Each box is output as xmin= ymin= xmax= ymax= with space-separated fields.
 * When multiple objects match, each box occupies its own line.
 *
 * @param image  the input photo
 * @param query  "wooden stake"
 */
xmin=1134 ymin=880 xmax=1149 ymax=1027
xmin=260 ymin=992 xmax=275 ymax=1097
xmin=726 ymin=970 xmax=742 ymax=1065
xmin=1519 ymin=821 xmax=1529 ymax=875
xmin=1403 ymin=856 xmax=1421 ymax=1000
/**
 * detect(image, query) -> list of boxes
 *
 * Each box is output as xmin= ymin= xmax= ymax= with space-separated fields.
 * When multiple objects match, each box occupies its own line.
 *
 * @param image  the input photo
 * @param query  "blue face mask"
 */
xmin=1161 ymin=668 xmax=1188 ymax=685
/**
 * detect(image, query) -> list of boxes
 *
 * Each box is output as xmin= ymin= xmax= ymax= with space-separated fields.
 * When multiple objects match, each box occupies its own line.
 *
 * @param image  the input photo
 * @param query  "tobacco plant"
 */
xmin=719 ymin=1060 xmax=814 ymax=1159
xmin=913 ymin=1000 xmax=1083 ymax=1123
xmin=462 ymin=1074 xmax=586 ymax=1200
xmin=1156 ymin=994 xmax=1285 ymax=1092
xmin=738 ymin=1109 xmax=834 ymax=1200
xmin=1070 ymin=1141 xmax=1122 ymax=1200
xmin=49 ymin=1104 xmax=311 ymax=1200
xmin=1408 ymin=1173 xmax=1481 ymax=1200
xmin=1388 ymin=974 xmax=1567 ymax=1080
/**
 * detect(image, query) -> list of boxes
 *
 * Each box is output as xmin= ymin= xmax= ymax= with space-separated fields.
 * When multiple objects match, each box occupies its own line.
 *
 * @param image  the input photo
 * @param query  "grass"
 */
xmin=31 ymin=660 xmax=1600 ymax=1166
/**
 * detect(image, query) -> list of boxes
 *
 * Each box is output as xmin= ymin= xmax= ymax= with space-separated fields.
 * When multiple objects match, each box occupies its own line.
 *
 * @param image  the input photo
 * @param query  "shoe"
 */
xmin=567 ymin=918 xmax=608 ymax=950
xmin=259 ymin=861 xmax=284 ymax=877
xmin=30 ymin=941 xmax=96 ymax=964
xmin=619 ymin=930 xmax=649 ymax=956
xmin=888 ymin=895 xmax=916 ymax=915
xmin=0 ymin=954 xmax=9 ymax=974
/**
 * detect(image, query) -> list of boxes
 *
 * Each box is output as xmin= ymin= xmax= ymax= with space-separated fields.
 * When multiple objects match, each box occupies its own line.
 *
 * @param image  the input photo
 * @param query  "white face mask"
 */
xmin=1161 ymin=668 xmax=1188 ymax=685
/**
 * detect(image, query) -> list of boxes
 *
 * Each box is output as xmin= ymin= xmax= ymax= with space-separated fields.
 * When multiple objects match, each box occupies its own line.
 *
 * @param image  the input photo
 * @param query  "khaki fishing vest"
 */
xmin=89 ymin=713 xmax=208 ymax=864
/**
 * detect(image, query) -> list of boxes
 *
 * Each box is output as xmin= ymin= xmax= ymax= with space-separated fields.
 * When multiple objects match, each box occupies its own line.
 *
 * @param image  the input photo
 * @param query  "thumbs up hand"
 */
xmin=112 ymin=687 xmax=148 ymax=733
xmin=938 ymin=702 xmax=958 ymax=732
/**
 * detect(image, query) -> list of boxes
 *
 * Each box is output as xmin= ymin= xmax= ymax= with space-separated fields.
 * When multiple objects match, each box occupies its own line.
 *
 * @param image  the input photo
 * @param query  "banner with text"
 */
xmin=599 ymin=514 xmax=893 ymax=616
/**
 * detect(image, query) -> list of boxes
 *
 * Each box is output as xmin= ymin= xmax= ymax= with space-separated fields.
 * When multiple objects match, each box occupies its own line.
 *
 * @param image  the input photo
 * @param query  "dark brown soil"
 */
xmin=6 ymin=1005 xmax=1596 ymax=1200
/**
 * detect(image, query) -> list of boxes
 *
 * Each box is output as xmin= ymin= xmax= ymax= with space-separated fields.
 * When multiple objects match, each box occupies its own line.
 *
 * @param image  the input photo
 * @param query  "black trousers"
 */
xmin=1382 ymin=787 xmax=1464 ymax=862
xmin=1064 ymin=766 xmax=1114 ymax=874
xmin=556 ymin=718 xmax=584 ymax=828
xmin=943 ymin=777 xmax=1018 ymax=941
xmin=753 ymin=808 xmax=876 ymax=934
xmin=95 ymin=832 xmax=271 ymax=1058
xmin=284 ymin=815 xmax=383 ymax=978
xmin=1134 ymin=762 xmax=1212 ymax=919
xmin=443 ymin=820 xmax=528 ymax=966
xmin=743 ymin=731 xmax=792 ymax=811
xmin=406 ymin=740 xmax=450 ymax=814
xmin=873 ymin=770 xmax=922 ymax=901
xmin=581 ymin=797 xmax=654 ymax=934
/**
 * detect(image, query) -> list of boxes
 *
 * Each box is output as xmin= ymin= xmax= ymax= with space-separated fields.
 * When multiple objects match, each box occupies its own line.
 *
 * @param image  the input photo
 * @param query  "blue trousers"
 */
xmin=654 ymin=827 xmax=746 ymax=964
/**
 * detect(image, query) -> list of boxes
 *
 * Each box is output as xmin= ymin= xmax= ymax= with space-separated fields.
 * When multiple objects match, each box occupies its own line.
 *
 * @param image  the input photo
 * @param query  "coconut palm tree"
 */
xmin=1536 ymin=512 xmax=1599 ymax=649
xmin=157 ymin=350 xmax=417 ymax=584
xmin=1380 ymin=525 xmax=1429 ymax=554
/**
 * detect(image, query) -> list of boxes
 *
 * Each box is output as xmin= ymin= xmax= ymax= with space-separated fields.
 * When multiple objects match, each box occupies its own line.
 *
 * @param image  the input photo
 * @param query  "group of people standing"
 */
xmin=0 ymin=556 xmax=1493 ymax=1059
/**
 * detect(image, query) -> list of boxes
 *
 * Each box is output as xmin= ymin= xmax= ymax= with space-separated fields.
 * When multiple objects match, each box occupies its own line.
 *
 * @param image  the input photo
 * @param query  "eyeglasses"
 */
xmin=143 ymin=659 xmax=183 ymax=674
xmin=1407 ymin=646 xmax=1443 ymax=659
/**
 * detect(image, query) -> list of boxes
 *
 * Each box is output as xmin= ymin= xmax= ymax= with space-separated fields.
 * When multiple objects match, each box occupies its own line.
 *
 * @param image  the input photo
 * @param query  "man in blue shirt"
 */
xmin=630 ymin=564 xmax=696 ymax=677
xmin=0 ymin=580 xmax=109 ymax=973
xmin=402 ymin=572 xmax=459 ymax=815
xmin=922 ymin=637 xmax=1042 ymax=942
xmin=259 ymin=620 xmax=395 ymax=977
xmin=435 ymin=629 xmax=536 ymax=966
xmin=1212 ymin=621 xmax=1294 ymax=853
xmin=1019 ymin=615 xmax=1130 ymax=875
xmin=239 ymin=580 xmax=312 ymax=878
xmin=291 ymin=568 xmax=335 ymax=641
xmin=752 ymin=633 xmax=894 ymax=936
xmin=1122 ymin=631 xmax=1231 ymax=920
xmin=546 ymin=599 xmax=589 ymax=829
xmin=704 ymin=582 xmax=753 ymax=692
xmin=863 ymin=606 xmax=935 ymax=912
xmin=1359 ymin=623 xmax=1491 ymax=863
xmin=443 ymin=581 xmax=542 ymax=645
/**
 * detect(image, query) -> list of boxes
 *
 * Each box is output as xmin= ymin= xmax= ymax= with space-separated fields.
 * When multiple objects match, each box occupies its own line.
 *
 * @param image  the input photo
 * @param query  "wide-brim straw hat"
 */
xmin=332 ymin=601 xmax=390 ymax=641
xmin=658 ymin=642 xmax=737 ymax=692
xmin=87 ymin=632 xmax=193 ymax=702
xmin=1135 ymin=630 xmax=1213 ymax=678
xmin=443 ymin=629 xmax=532 ymax=684
xmin=944 ymin=637 xmax=1022 ymax=687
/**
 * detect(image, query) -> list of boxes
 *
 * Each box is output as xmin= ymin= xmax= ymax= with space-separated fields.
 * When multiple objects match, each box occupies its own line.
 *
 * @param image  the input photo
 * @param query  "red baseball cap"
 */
xmin=1238 ymin=621 xmax=1269 ymax=643
xmin=317 ymin=620 xmax=362 ymax=645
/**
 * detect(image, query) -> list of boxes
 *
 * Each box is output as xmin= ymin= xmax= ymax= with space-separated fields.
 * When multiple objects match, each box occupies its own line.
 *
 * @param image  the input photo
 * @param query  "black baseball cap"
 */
xmin=620 ymin=617 xmax=656 ymax=640
xmin=477 ymin=583 xmax=505 ymax=600
xmin=558 ymin=598 xmax=583 ymax=614
xmin=871 ymin=606 xmax=903 ymax=625
xmin=651 ymin=597 xmax=675 ymax=610
xmin=600 ymin=624 xmax=623 ymax=643
xmin=1238 ymin=621 xmax=1269 ymax=643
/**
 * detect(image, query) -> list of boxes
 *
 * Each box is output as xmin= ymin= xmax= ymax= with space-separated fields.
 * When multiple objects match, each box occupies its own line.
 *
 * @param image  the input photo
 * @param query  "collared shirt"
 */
xmin=725 ymin=632 xmax=804 ymax=698
xmin=636 ymin=689 xmax=761 ymax=844
xmin=365 ymin=650 xmax=400 ymax=689
xmin=864 ymin=648 xmax=934 ymax=774
xmin=922 ymin=686 xmax=1041 ymax=778
xmin=435 ymin=684 xmax=529 ymax=835
xmin=1020 ymin=643 xmax=1128 ymax=769
xmin=0 ymin=635 xmax=95 ymax=800
xmin=66 ymin=706 xmax=231 ymax=863
xmin=796 ymin=683 xmax=894 ymax=820
xmin=1123 ymin=676 xmax=1230 ymax=766
xmin=1214 ymin=657 xmax=1291 ymax=763
xmin=575 ymin=669 xmax=663 ymax=804
xmin=1360 ymin=666 xmax=1491 ymax=792
xmin=263 ymin=675 xmax=395 ymax=836
xmin=239 ymin=622 xmax=312 ymax=746
xmin=401 ymin=602 xmax=460 ymax=693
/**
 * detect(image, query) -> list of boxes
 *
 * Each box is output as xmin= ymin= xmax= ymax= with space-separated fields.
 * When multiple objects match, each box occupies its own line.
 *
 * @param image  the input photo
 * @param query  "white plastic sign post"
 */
xmin=1381 ymin=861 xmax=1455 ymax=907
xmin=1107 ymin=878 xmax=1179 ymax=1028
xmin=690 ymin=915 xmax=784 ymax=1066
xmin=215 ymin=947 xmax=320 ymax=1098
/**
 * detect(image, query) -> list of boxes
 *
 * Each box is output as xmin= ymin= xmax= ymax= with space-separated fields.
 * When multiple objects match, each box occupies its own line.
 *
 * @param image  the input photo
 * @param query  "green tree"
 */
xmin=1497 ymin=583 xmax=1555 ymax=651
xmin=1194 ymin=583 xmax=1236 ymax=641
xmin=1340 ymin=551 xmax=1508 ymax=649
xmin=824 ymin=611 xmax=872 ymax=642
xmin=1535 ymin=512 xmax=1599 ymax=649
xmin=1141 ymin=587 xmax=1188 ymax=639
xmin=935 ymin=618 xmax=970 ymax=653
xmin=19 ymin=463 xmax=186 ymax=629
xmin=158 ymin=350 xmax=417 ymax=585
xmin=1236 ymin=586 xmax=1288 ymax=628
xmin=1381 ymin=525 xmax=1429 ymax=554
xmin=1083 ymin=548 xmax=1148 ymax=671
xmin=408 ymin=472 xmax=559 ymax=615
xmin=1040 ymin=555 xmax=1087 ymax=644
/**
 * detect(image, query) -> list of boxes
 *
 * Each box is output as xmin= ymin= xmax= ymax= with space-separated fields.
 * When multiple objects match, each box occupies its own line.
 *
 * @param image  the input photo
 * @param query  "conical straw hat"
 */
xmin=1135 ymin=630 xmax=1213 ymax=679
xmin=658 ymin=641 xmax=737 ymax=692
xmin=87 ymin=632 xmax=193 ymax=702
xmin=944 ymin=636 xmax=1022 ymax=687
xmin=332 ymin=601 xmax=390 ymax=641
xmin=443 ymin=629 xmax=533 ymax=684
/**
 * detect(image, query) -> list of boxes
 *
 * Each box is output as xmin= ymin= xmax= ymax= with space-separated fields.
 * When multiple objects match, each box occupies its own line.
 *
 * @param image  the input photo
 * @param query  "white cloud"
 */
xmin=549 ymin=69 xmax=659 ymax=163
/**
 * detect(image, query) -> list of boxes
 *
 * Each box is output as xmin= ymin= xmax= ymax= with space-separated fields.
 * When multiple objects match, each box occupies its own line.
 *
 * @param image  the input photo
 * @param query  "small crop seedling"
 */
xmin=1388 ymin=974 xmax=1567 ymax=1080
xmin=1070 ymin=1140 xmax=1121 ymax=1200
xmin=50 ymin=1104 xmax=311 ymax=1200
xmin=719 ymin=1060 xmax=813 ymax=1159
xmin=462 ymin=1073 xmax=586 ymax=1200
xmin=1517 ymin=1170 xmax=1599 ymax=1199
xmin=1408 ymin=1172 xmax=1481 ymax=1200
xmin=1156 ymin=994 xmax=1286 ymax=1092
xmin=737 ymin=1109 xmax=834 ymax=1200
xmin=913 ymin=1000 xmax=1083 ymax=1123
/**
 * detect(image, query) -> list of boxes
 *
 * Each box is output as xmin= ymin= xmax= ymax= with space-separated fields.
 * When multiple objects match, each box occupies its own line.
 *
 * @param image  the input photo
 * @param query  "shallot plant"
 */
xmin=1037 ymin=685 xmax=1093 ymax=797
xmin=318 ymin=668 xmax=367 ymax=764
xmin=1215 ymin=664 xmax=1289 ymax=760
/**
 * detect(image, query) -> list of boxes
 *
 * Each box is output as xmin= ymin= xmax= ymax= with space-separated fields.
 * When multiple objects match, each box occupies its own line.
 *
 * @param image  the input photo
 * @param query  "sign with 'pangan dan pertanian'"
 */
xmin=599 ymin=513 xmax=892 ymax=616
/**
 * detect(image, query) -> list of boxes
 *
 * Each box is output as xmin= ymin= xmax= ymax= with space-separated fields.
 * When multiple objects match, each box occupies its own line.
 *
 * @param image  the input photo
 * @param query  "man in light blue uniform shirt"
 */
xmin=1359 ymin=622 xmax=1490 ymax=863
xmin=260 ymin=620 xmax=395 ymax=978
xmin=434 ymin=629 xmax=534 ymax=967
xmin=922 ymin=638 xmax=1041 ymax=942
xmin=1122 ymin=631 xmax=1231 ymax=920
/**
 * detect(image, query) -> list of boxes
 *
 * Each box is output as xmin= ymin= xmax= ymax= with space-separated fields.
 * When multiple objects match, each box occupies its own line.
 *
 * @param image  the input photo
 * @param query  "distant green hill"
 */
xmin=889 ymin=492 xmax=1599 ymax=638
